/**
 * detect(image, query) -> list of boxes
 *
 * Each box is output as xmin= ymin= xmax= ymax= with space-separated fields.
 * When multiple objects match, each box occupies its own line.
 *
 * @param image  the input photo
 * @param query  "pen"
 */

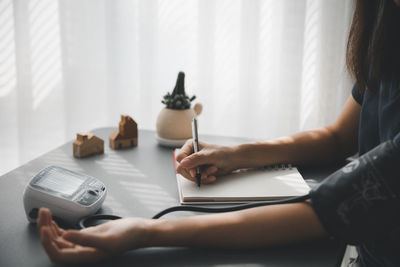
xmin=192 ymin=117 xmax=201 ymax=187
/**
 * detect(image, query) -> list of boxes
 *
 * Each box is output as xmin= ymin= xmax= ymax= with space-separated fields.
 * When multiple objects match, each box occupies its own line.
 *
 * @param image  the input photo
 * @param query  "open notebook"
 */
xmin=174 ymin=150 xmax=311 ymax=204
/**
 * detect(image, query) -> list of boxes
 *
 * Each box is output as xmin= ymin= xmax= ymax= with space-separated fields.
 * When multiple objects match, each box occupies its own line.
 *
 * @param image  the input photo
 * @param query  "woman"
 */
xmin=38 ymin=0 xmax=400 ymax=265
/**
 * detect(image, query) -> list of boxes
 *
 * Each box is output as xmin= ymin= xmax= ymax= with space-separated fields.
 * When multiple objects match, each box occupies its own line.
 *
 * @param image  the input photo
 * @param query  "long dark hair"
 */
xmin=346 ymin=0 xmax=400 ymax=91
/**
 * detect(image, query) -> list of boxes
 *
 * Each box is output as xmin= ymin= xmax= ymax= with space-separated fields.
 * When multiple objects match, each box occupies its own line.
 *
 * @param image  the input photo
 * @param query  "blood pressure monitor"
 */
xmin=23 ymin=166 xmax=106 ymax=226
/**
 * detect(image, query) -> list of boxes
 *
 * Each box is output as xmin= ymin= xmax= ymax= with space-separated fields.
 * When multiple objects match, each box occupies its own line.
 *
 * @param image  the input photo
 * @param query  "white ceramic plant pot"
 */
xmin=156 ymin=103 xmax=202 ymax=147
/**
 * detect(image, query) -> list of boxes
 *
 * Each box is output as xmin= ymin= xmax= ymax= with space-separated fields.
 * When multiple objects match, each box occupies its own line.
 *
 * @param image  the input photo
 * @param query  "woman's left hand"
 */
xmin=37 ymin=208 xmax=151 ymax=263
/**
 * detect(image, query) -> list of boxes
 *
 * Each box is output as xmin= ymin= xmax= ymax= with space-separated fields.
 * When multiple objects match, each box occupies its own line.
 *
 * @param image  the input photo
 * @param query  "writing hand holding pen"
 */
xmin=175 ymin=140 xmax=238 ymax=184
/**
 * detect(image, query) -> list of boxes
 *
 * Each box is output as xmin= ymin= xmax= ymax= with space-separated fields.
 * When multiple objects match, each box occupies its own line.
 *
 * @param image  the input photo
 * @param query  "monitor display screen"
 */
xmin=36 ymin=171 xmax=85 ymax=196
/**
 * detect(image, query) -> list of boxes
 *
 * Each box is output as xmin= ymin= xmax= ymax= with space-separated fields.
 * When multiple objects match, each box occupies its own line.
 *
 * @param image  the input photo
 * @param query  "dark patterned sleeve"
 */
xmin=310 ymin=134 xmax=400 ymax=245
xmin=351 ymin=84 xmax=363 ymax=105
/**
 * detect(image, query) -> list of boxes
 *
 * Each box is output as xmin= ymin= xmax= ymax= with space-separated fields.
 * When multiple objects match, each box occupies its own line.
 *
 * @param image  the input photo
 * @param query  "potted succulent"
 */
xmin=156 ymin=72 xmax=202 ymax=147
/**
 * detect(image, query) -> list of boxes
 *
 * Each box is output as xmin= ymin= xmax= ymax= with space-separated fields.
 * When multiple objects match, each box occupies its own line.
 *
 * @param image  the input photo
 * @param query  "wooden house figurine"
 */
xmin=109 ymin=115 xmax=138 ymax=149
xmin=73 ymin=133 xmax=104 ymax=158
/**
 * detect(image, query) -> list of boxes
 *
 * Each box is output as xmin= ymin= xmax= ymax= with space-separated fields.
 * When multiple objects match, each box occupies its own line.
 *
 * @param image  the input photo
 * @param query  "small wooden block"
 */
xmin=73 ymin=133 xmax=104 ymax=158
xmin=119 ymin=115 xmax=138 ymax=138
xmin=110 ymin=115 xmax=138 ymax=150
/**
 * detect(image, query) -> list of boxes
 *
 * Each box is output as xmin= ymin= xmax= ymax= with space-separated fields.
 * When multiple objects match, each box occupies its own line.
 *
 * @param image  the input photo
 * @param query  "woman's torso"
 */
xmin=351 ymin=81 xmax=400 ymax=266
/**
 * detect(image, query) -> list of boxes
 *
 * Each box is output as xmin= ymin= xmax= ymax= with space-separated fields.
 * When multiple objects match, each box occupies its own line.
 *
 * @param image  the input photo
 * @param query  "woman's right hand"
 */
xmin=175 ymin=140 xmax=238 ymax=184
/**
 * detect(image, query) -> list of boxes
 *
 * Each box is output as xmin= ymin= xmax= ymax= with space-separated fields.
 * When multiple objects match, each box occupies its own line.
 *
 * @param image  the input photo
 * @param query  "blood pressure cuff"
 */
xmin=310 ymin=134 xmax=400 ymax=245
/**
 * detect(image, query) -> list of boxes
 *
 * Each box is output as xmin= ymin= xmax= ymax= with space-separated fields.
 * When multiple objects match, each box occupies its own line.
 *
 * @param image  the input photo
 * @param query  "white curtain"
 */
xmin=0 ymin=0 xmax=354 ymax=175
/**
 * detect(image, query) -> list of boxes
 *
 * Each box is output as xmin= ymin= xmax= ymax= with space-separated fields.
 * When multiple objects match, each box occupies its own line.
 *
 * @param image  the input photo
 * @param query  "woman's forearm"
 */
xmin=231 ymin=96 xmax=361 ymax=169
xmin=232 ymin=126 xmax=343 ymax=168
xmin=140 ymin=202 xmax=327 ymax=249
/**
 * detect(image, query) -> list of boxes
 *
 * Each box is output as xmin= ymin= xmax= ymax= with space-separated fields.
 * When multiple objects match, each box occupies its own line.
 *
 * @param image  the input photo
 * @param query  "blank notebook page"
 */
xmin=176 ymin=166 xmax=311 ymax=204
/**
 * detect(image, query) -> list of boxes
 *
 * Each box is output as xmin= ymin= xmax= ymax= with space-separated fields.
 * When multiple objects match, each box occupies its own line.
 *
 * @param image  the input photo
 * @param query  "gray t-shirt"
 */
xmin=352 ymin=82 xmax=400 ymax=155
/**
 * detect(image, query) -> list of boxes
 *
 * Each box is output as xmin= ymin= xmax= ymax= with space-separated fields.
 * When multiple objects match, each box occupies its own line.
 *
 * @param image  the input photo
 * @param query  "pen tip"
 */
xmin=196 ymin=174 xmax=201 ymax=187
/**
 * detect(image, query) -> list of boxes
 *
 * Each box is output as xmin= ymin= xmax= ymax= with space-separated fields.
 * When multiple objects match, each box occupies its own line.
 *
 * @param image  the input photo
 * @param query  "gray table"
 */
xmin=0 ymin=128 xmax=345 ymax=267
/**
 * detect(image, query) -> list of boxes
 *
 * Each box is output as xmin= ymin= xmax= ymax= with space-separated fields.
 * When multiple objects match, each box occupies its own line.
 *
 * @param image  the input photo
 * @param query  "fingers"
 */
xmin=195 ymin=165 xmax=218 ymax=180
xmin=177 ymin=164 xmax=218 ymax=184
xmin=51 ymin=221 xmax=64 ymax=236
xmin=37 ymin=208 xmax=52 ymax=230
xmin=38 ymin=208 xmax=60 ymax=244
xmin=63 ymin=230 xmax=107 ymax=249
xmin=41 ymin=226 xmax=107 ymax=263
xmin=54 ymin=236 xmax=76 ymax=249
xmin=38 ymin=208 xmax=66 ymax=237
xmin=41 ymin=226 xmax=62 ymax=262
xmin=200 ymin=165 xmax=218 ymax=184
xmin=175 ymin=139 xmax=194 ymax=162
xmin=202 ymin=176 xmax=217 ymax=184
xmin=176 ymin=141 xmax=220 ymax=185
xmin=176 ymin=162 xmax=194 ymax=181
xmin=180 ymin=151 xmax=214 ymax=168
xmin=175 ymin=140 xmax=196 ymax=180
xmin=203 ymin=165 xmax=218 ymax=177
xmin=38 ymin=209 xmax=75 ymax=252
xmin=176 ymin=140 xmax=209 ymax=163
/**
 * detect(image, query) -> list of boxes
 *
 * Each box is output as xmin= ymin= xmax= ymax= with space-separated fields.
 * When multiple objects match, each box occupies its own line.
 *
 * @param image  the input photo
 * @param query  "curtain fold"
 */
xmin=0 ymin=0 xmax=354 ymax=175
